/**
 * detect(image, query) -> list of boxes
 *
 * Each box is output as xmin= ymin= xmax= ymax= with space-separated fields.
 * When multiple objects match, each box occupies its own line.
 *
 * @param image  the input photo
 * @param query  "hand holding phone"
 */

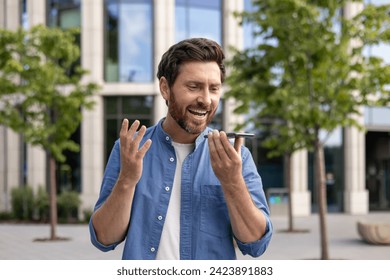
xmin=204 ymin=132 xmax=255 ymax=138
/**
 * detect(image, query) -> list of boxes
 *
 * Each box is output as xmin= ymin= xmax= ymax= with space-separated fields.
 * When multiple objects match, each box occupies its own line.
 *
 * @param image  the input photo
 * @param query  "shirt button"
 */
xmin=157 ymin=215 xmax=163 ymax=221
xmin=150 ymin=247 xmax=155 ymax=252
xmin=169 ymin=157 xmax=174 ymax=162
xmin=165 ymin=136 xmax=169 ymax=141
xmin=165 ymin=186 xmax=170 ymax=192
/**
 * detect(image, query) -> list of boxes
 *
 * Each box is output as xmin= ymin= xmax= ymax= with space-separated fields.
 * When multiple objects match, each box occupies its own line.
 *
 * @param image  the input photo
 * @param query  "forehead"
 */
xmin=177 ymin=61 xmax=221 ymax=83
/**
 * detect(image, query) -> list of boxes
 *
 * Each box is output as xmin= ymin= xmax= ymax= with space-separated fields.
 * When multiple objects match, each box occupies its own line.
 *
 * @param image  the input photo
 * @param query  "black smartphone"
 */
xmin=204 ymin=132 xmax=255 ymax=138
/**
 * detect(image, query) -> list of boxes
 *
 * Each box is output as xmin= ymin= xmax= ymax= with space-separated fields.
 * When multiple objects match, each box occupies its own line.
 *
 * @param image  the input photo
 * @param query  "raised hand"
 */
xmin=119 ymin=119 xmax=152 ymax=185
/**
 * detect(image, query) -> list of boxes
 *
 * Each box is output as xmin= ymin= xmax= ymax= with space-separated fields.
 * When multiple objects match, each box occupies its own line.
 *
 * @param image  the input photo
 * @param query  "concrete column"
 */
xmin=0 ymin=127 xmax=10 ymax=212
xmin=26 ymin=145 xmax=46 ymax=192
xmin=0 ymin=0 xmax=20 ymax=29
xmin=222 ymin=0 xmax=244 ymax=131
xmin=343 ymin=1 xmax=364 ymax=21
xmin=24 ymin=1 xmax=47 ymax=195
xmin=80 ymin=0 xmax=105 ymax=213
xmin=27 ymin=0 xmax=46 ymax=26
xmin=342 ymin=1 xmax=368 ymax=214
xmin=291 ymin=150 xmax=311 ymax=216
xmin=0 ymin=0 xmax=5 ymax=28
xmin=0 ymin=0 xmax=22 ymax=212
xmin=344 ymin=124 xmax=368 ymax=214
xmin=153 ymin=0 xmax=173 ymax=124
xmin=1 ymin=129 xmax=22 ymax=211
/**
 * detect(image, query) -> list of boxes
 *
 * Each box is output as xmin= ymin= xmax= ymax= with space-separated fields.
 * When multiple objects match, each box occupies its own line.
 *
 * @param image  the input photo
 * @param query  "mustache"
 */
xmin=188 ymin=102 xmax=214 ymax=112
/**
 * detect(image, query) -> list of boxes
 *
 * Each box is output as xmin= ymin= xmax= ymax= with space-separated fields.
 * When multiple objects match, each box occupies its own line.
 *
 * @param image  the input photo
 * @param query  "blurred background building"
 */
xmin=0 ymin=0 xmax=389 ymax=218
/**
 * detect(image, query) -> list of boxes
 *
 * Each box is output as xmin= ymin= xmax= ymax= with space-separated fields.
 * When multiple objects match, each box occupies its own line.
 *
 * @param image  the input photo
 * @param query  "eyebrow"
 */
xmin=186 ymin=80 xmax=221 ymax=87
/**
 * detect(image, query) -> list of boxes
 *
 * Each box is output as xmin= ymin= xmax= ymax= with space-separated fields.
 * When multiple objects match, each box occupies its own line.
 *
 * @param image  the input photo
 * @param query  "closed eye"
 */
xmin=210 ymin=86 xmax=220 ymax=93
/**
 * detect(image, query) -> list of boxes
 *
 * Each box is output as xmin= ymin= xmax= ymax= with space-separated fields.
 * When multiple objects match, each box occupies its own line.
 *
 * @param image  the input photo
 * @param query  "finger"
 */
xmin=137 ymin=139 xmax=152 ymax=159
xmin=233 ymin=135 xmax=243 ymax=154
xmin=211 ymin=130 xmax=230 ymax=162
xmin=135 ymin=125 xmax=147 ymax=140
xmin=130 ymin=125 xmax=147 ymax=152
xmin=127 ymin=119 xmax=140 ymax=138
xmin=219 ymin=131 xmax=237 ymax=160
xmin=120 ymin=118 xmax=129 ymax=138
xmin=207 ymin=131 xmax=221 ymax=162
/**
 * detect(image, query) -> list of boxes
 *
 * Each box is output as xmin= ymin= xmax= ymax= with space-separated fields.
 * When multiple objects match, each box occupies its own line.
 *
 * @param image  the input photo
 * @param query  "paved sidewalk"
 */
xmin=0 ymin=212 xmax=389 ymax=260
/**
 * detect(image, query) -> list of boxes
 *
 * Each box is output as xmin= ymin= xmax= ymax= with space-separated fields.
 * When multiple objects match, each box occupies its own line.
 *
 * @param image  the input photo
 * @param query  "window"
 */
xmin=243 ymin=0 xmax=262 ymax=49
xmin=46 ymin=0 xmax=81 ymax=75
xmin=104 ymin=0 xmax=153 ymax=82
xmin=175 ymin=0 xmax=222 ymax=44
xmin=104 ymin=96 xmax=154 ymax=162
xmin=46 ymin=0 xmax=82 ymax=192
xmin=47 ymin=0 xmax=81 ymax=29
xmin=21 ymin=0 xmax=28 ymax=28
xmin=365 ymin=107 xmax=390 ymax=127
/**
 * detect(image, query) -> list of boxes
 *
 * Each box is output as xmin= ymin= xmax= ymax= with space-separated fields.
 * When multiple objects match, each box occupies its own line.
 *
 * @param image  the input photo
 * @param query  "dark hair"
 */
xmin=157 ymin=38 xmax=226 ymax=87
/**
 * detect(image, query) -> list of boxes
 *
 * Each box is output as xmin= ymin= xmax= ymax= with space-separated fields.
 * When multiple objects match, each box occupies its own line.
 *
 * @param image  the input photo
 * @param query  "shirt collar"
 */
xmin=155 ymin=118 xmax=213 ymax=149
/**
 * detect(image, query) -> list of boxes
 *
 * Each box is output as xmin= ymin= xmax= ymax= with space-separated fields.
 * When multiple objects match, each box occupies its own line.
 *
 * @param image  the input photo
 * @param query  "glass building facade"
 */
xmin=1 ymin=0 xmax=389 ymax=215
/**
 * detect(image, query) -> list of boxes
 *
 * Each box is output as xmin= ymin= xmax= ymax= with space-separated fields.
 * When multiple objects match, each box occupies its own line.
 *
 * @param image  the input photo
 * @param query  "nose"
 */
xmin=196 ymin=89 xmax=211 ymax=107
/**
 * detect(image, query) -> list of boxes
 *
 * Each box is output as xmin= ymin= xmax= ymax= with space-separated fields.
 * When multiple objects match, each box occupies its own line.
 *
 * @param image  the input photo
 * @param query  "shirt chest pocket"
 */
xmin=200 ymin=185 xmax=231 ymax=238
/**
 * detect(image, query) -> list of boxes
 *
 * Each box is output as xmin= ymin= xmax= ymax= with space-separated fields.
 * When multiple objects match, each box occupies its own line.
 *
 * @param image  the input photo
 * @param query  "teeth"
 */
xmin=189 ymin=109 xmax=207 ymax=116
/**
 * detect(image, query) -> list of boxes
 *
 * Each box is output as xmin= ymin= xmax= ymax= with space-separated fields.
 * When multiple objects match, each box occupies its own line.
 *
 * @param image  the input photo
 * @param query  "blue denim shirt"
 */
xmin=89 ymin=119 xmax=272 ymax=260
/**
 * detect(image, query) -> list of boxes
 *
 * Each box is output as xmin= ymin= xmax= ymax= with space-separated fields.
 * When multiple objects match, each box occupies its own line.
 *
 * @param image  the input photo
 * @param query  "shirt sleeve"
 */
xmin=89 ymin=216 xmax=121 ymax=252
xmin=234 ymin=211 xmax=273 ymax=257
xmin=88 ymin=140 xmax=122 ymax=252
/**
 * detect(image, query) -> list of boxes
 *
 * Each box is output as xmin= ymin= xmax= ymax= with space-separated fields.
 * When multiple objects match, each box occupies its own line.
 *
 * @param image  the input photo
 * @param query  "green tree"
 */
xmin=226 ymin=0 xmax=390 ymax=259
xmin=0 ymin=24 xmax=98 ymax=240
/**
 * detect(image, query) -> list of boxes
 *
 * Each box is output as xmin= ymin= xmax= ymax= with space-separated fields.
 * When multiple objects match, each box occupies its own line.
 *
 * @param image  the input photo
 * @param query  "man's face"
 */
xmin=167 ymin=61 xmax=222 ymax=134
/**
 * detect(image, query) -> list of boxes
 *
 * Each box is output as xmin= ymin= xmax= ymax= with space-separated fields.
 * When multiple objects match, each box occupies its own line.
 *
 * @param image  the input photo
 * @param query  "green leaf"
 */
xmin=0 ymin=24 xmax=100 ymax=162
xmin=226 ymin=0 xmax=390 ymax=157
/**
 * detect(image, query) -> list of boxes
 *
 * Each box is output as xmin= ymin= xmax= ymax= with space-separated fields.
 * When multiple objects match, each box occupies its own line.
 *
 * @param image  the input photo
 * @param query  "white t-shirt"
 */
xmin=156 ymin=142 xmax=194 ymax=260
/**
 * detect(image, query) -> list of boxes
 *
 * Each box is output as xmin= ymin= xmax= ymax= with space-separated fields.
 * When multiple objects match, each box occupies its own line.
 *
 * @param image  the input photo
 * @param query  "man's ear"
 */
xmin=159 ymin=77 xmax=170 ymax=103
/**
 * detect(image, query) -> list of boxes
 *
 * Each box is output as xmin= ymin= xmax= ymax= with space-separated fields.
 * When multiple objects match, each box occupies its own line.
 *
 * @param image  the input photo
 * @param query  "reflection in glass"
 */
xmin=47 ymin=0 xmax=81 ymax=28
xmin=243 ymin=0 xmax=263 ymax=49
xmin=175 ymin=0 xmax=222 ymax=44
xmin=104 ymin=0 xmax=153 ymax=83
xmin=21 ymin=0 xmax=28 ymax=29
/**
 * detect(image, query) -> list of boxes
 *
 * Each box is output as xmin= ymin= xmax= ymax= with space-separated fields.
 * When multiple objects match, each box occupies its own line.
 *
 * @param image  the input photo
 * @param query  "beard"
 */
xmin=168 ymin=89 xmax=216 ymax=134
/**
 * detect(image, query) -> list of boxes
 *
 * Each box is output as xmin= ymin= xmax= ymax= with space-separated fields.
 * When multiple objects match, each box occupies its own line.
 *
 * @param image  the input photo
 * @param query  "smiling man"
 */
xmin=89 ymin=38 xmax=273 ymax=260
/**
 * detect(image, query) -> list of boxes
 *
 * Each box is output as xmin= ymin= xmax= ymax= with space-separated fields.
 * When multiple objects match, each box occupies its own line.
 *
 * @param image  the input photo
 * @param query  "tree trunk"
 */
xmin=48 ymin=154 xmax=58 ymax=240
xmin=284 ymin=153 xmax=294 ymax=231
xmin=314 ymin=140 xmax=329 ymax=259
